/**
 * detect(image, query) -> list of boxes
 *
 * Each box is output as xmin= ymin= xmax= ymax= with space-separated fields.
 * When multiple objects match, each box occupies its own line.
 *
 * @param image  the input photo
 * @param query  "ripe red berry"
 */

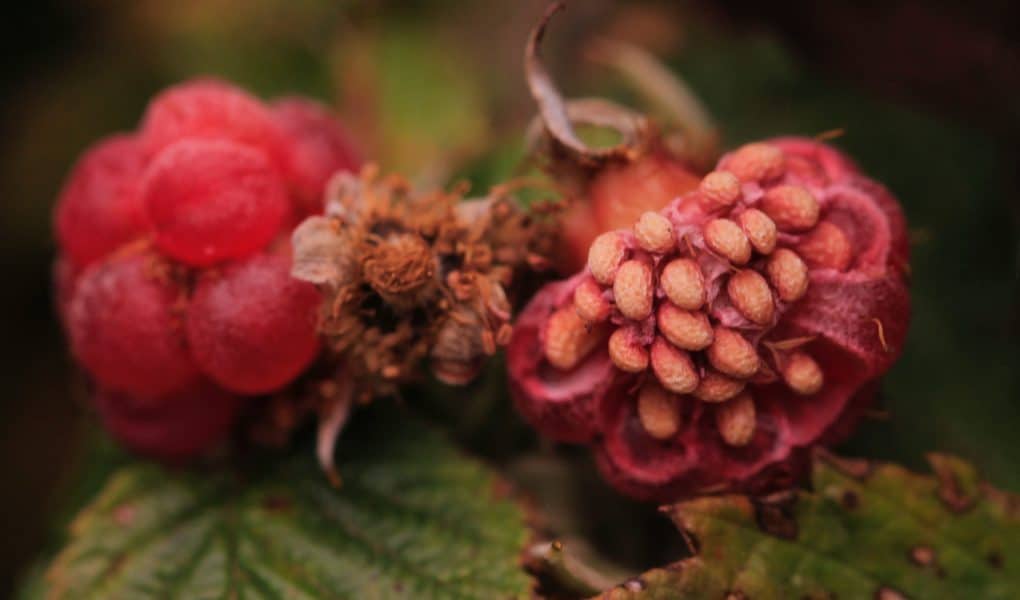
xmin=94 ymin=382 xmax=241 ymax=461
xmin=54 ymin=135 xmax=147 ymax=266
xmin=68 ymin=252 xmax=200 ymax=399
xmin=509 ymin=138 xmax=911 ymax=501
xmin=187 ymin=253 xmax=321 ymax=394
xmin=54 ymin=78 xmax=354 ymax=461
xmin=141 ymin=139 xmax=289 ymax=266
xmin=271 ymin=98 xmax=361 ymax=214
xmin=140 ymin=78 xmax=285 ymax=160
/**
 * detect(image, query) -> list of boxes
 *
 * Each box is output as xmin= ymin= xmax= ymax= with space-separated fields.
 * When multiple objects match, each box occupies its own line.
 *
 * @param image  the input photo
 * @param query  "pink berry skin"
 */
xmin=54 ymin=135 xmax=148 ymax=266
xmin=271 ymin=98 xmax=361 ymax=214
xmin=141 ymin=139 xmax=289 ymax=267
xmin=94 ymin=382 xmax=242 ymax=461
xmin=68 ymin=252 xmax=200 ymax=399
xmin=187 ymin=253 xmax=321 ymax=395
xmin=139 ymin=78 xmax=285 ymax=161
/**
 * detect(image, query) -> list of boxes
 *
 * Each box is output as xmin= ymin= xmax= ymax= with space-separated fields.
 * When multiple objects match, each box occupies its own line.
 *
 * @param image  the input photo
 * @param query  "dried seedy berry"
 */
xmin=509 ymin=138 xmax=910 ymax=501
xmin=53 ymin=77 xmax=360 ymax=461
xmin=141 ymin=139 xmax=289 ymax=267
xmin=187 ymin=253 xmax=321 ymax=394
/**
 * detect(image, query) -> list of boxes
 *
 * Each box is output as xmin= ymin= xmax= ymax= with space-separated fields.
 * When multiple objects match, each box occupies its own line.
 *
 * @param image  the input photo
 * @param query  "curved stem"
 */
xmin=316 ymin=376 xmax=355 ymax=487
xmin=525 ymin=540 xmax=634 ymax=597
xmin=586 ymin=37 xmax=720 ymax=168
xmin=525 ymin=2 xmax=651 ymax=165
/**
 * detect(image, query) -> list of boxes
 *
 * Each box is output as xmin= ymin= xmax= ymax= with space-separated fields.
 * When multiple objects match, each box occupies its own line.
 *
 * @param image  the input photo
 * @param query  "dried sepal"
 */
xmin=523 ymin=2 xmax=714 ymax=276
xmin=524 ymin=3 xmax=650 ymax=168
xmin=293 ymin=167 xmax=552 ymax=397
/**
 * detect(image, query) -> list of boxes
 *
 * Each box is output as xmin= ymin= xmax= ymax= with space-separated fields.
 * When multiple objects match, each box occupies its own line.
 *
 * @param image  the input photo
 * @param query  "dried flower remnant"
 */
xmin=292 ymin=167 xmax=551 ymax=479
xmin=509 ymin=138 xmax=911 ymax=501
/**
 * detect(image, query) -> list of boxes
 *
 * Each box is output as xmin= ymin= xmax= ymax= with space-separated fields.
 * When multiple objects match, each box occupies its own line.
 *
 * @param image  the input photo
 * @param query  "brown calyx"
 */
xmin=361 ymin=232 xmax=437 ymax=309
xmin=292 ymin=167 xmax=553 ymax=396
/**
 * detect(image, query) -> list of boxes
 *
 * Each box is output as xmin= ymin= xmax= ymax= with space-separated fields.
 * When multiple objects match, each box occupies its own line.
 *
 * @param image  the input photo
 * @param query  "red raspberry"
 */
xmin=53 ymin=135 xmax=147 ymax=266
xmin=187 ymin=253 xmax=321 ymax=394
xmin=140 ymin=78 xmax=285 ymax=161
xmin=52 ymin=77 xmax=359 ymax=460
xmin=141 ymin=139 xmax=289 ymax=267
xmin=95 ymin=382 xmax=241 ymax=461
xmin=271 ymin=98 xmax=361 ymax=214
xmin=68 ymin=252 xmax=200 ymax=399
xmin=508 ymin=138 xmax=910 ymax=501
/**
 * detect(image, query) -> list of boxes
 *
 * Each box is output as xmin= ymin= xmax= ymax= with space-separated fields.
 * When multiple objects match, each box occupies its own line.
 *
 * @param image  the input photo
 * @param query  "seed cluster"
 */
xmin=542 ymin=143 xmax=849 ymax=447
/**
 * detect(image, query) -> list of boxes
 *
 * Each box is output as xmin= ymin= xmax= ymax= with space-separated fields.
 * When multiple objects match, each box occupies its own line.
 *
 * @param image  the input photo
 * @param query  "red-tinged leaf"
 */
xmin=597 ymin=452 xmax=1019 ymax=599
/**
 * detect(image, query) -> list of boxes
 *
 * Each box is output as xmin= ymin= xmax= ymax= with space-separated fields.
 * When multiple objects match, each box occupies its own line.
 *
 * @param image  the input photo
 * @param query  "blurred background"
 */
xmin=1 ymin=0 xmax=1017 ymax=596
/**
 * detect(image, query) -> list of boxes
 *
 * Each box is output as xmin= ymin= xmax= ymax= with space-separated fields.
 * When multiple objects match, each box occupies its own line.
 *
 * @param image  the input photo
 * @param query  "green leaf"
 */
xmin=41 ymin=408 xmax=533 ymax=599
xmin=598 ymin=453 xmax=1019 ymax=599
